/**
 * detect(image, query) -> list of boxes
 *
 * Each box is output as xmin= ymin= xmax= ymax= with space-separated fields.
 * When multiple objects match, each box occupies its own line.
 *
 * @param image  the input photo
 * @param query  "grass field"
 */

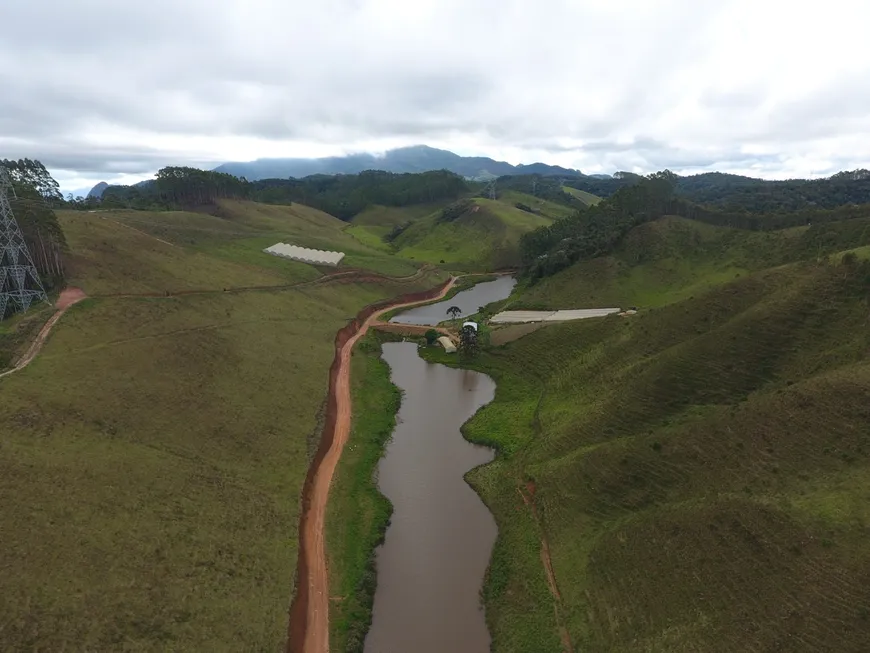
xmin=518 ymin=214 xmax=870 ymax=310
xmin=393 ymin=198 xmax=552 ymax=269
xmin=0 ymin=200 xmax=444 ymax=651
xmin=434 ymin=219 xmax=870 ymax=650
xmin=351 ymin=203 xmax=450 ymax=227
xmin=343 ymin=196 xmax=558 ymax=271
xmin=499 ymin=191 xmax=578 ymax=221
xmin=61 ymin=201 xmax=421 ymax=294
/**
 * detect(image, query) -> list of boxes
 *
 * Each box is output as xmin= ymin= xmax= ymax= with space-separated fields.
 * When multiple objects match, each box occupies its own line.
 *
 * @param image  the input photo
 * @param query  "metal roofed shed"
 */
xmin=263 ymin=243 xmax=345 ymax=267
xmin=437 ymin=336 xmax=457 ymax=353
xmin=462 ymin=321 xmax=479 ymax=331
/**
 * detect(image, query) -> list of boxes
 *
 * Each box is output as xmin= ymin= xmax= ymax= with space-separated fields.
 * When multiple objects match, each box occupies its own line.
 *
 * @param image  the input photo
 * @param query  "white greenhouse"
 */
xmin=263 ymin=243 xmax=345 ymax=267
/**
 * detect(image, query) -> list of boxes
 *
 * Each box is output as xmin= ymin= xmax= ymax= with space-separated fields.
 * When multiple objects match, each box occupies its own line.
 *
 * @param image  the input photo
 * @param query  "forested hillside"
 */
xmin=97 ymin=167 xmax=469 ymax=220
xmin=677 ymin=169 xmax=870 ymax=211
xmin=561 ymin=169 xmax=870 ymax=213
xmin=521 ymin=171 xmax=870 ymax=280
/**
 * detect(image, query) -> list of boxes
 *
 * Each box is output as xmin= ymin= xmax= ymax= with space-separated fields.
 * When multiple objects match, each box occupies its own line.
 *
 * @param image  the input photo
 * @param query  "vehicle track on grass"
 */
xmin=0 ymin=288 xmax=87 ymax=381
xmin=287 ymin=276 xmax=457 ymax=653
xmin=2 ymin=268 xmax=435 ymax=378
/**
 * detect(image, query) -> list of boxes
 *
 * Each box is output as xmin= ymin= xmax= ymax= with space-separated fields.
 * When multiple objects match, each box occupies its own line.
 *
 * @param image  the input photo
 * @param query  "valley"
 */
xmin=2 ymin=162 xmax=870 ymax=653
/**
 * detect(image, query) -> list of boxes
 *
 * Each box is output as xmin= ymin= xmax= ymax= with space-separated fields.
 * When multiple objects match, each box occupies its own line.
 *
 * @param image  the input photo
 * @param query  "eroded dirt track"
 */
xmin=0 ymin=288 xmax=87 ymax=381
xmin=288 ymin=277 xmax=456 ymax=653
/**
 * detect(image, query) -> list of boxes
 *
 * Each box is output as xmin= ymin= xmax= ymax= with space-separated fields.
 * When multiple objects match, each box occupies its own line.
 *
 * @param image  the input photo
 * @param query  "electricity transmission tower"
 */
xmin=0 ymin=168 xmax=49 ymax=320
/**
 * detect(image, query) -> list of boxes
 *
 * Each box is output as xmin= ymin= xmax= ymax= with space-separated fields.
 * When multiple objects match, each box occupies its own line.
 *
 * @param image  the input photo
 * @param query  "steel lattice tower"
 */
xmin=0 ymin=167 xmax=49 ymax=320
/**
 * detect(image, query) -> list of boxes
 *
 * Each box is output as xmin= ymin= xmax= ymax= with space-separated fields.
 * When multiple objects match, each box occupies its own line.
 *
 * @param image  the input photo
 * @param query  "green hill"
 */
xmin=431 ymin=217 xmax=870 ymax=652
xmin=518 ymin=214 xmax=870 ymax=310
xmin=345 ymin=195 xmax=557 ymax=270
xmin=0 ymin=199 xmax=444 ymax=650
xmin=391 ymin=197 xmax=552 ymax=269
xmin=345 ymin=202 xmax=455 ymax=253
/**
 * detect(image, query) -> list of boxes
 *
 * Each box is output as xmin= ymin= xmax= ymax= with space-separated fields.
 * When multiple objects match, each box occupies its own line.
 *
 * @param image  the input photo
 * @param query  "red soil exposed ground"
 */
xmin=0 ymin=287 xmax=87 ymax=381
xmin=287 ymin=277 xmax=457 ymax=653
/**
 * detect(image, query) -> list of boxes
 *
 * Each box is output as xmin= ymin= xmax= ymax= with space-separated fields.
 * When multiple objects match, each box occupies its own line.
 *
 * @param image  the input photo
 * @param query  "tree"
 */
xmin=1 ymin=159 xmax=67 ymax=288
xmin=424 ymin=329 xmax=439 ymax=345
xmin=446 ymin=305 xmax=462 ymax=321
xmin=459 ymin=324 xmax=479 ymax=360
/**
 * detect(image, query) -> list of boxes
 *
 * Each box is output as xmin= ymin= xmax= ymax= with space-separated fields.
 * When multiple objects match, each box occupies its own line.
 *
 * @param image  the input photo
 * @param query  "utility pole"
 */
xmin=0 ymin=167 xmax=49 ymax=320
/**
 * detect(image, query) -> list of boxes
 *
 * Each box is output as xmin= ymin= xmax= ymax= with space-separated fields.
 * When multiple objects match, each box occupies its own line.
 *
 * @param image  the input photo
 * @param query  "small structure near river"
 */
xmin=436 ymin=336 xmax=456 ymax=353
xmin=490 ymin=308 xmax=621 ymax=323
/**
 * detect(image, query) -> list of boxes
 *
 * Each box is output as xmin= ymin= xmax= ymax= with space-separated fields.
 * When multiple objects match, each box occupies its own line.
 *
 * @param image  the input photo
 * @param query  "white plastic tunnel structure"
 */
xmin=263 ymin=243 xmax=345 ymax=267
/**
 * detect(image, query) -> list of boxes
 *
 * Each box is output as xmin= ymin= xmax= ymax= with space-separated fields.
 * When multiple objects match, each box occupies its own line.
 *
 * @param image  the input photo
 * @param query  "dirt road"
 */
xmin=290 ymin=277 xmax=457 ymax=653
xmin=0 ymin=288 xmax=87 ymax=381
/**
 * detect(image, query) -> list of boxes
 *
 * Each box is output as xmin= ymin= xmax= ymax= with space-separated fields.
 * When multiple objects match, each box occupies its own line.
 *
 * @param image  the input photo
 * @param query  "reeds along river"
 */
xmin=364 ymin=341 xmax=497 ymax=653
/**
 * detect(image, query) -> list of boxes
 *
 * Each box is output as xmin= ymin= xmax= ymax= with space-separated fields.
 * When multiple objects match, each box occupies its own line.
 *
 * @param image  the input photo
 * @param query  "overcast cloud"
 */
xmin=2 ymin=0 xmax=869 ymax=192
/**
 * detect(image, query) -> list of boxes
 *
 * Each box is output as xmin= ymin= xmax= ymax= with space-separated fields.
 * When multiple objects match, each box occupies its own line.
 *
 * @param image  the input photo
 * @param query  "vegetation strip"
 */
xmin=325 ymin=331 xmax=403 ymax=652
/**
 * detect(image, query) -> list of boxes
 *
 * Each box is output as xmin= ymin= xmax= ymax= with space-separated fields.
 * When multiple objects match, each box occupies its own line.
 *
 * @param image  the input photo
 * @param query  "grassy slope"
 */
xmin=345 ymin=196 xmax=558 ymax=271
xmin=499 ymin=191 xmax=578 ymax=221
xmin=346 ymin=203 xmax=455 ymax=256
xmin=518 ymin=215 xmax=870 ymax=310
xmin=351 ymin=203 xmax=450 ymax=227
xmin=70 ymin=200 xmax=420 ymax=284
xmin=562 ymin=186 xmax=602 ymax=206
xmin=0 ymin=202 xmax=443 ymax=651
xmin=393 ymin=198 xmax=552 ymax=269
xmin=449 ymin=220 xmax=870 ymax=651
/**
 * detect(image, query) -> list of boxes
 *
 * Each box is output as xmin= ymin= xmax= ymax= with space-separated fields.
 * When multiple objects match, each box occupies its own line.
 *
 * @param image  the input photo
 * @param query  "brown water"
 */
xmin=364 ymin=342 xmax=497 ymax=653
xmin=389 ymin=276 xmax=516 ymax=326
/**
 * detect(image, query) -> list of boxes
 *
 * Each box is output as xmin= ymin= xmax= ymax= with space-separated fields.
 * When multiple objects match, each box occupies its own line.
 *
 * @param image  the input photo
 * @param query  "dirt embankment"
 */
xmin=287 ymin=277 xmax=455 ymax=653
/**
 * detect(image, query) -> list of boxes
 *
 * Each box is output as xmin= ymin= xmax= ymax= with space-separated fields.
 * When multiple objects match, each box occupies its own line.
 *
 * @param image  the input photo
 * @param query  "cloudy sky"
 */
xmin=3 ymin=0 xmax=869 ymax=193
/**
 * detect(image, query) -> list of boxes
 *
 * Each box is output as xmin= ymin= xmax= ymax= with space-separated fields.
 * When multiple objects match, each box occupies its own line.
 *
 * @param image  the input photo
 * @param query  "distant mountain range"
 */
xmin=82 ymin=146 xmax=602 ymax=198
xmin=213 ymin=145 xmax=585 ymax=181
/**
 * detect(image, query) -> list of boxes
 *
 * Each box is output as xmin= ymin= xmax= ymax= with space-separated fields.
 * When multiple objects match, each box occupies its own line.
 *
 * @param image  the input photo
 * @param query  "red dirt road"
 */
xmin=0 ymin=288 xmax=87 ymax=381
xmin=288 ymin=277 xmax=457 ymax=653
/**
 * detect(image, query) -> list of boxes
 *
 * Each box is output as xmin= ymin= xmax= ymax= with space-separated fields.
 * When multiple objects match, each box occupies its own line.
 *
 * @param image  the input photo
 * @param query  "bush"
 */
xmin=424 ymin=329 xmax=439 ymax=345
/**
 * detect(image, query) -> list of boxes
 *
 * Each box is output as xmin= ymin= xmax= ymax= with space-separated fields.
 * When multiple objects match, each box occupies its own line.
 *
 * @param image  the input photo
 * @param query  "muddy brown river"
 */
xmin=364 ymin=341 xmax=497 ymax=653
xmin=389 ymin=275 xmax=517 ymax=326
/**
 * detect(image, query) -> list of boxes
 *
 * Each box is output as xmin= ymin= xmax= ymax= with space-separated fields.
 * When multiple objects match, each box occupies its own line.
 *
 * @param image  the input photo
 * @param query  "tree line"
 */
xmin=559 ymin=169 xmax=870 ymax=213
xmin=1 ymin=159 xmax=67 ymax=290
xmin=675 ymin=170 xmax=870 ymax=212
xmin=93 ymin=167 xmax=470 ymax=220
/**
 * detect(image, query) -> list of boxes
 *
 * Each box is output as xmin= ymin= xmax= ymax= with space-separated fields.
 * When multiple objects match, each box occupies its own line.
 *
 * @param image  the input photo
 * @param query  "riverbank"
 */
xmin=417 ymin=345 xmax=562 ymax=652
xmin=378 ymin=272 xmax=505 ymax=323
xmin=288 ymin=278 xmax=456 ymax=653
xmin=364 ymin=341 xmax=496 ymax=652
xmin=318 ymin=274 xmax=516 ymax=652
xmin=324 ymin=332 xmax=401 ymax=652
